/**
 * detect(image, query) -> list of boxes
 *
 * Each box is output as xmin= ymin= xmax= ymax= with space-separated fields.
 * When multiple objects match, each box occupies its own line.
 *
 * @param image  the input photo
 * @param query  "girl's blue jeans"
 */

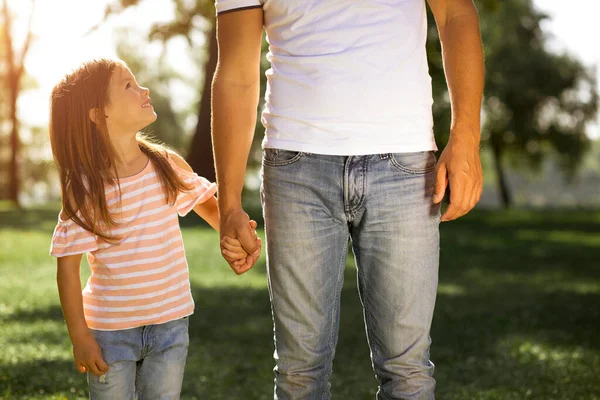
xmin=87 ymin=317 xmax=189 ymax=400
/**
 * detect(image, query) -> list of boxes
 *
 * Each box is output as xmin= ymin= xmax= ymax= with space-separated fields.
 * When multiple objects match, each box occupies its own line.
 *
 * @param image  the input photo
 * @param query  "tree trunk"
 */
xmin=8 ymin=81 xmax=20 ymax=208
xmin=3 ymin=0 xmax=33 ymax=209
xmin=186 ymin=21 xmax=217 ymax=182
xmin=490 ymin=135 xmax=512 ymax=208
xmin=3 ymin=0 xmax=20 ymax=208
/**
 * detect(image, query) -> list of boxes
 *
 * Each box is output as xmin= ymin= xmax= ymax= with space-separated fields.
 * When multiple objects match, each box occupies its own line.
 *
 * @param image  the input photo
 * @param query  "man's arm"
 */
xmin=212 ymin=8 xmax=264 ymax=272
xmin=427 ymin=0 xmax=484 ymax=221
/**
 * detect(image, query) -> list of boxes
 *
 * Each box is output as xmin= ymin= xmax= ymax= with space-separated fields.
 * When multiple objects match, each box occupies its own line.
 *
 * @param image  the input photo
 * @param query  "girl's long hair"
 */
xmin=49 ymin=58 xmax=192 ymax=241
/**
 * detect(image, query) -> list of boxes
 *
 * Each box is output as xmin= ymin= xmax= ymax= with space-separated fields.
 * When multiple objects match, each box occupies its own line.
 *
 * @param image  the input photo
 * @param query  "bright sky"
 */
xmin=8 ymin=0 xmax=600 ymax=140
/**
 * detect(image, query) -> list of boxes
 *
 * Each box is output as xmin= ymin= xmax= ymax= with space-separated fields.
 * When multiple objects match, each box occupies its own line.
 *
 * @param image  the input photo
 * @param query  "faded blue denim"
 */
xmin=261 ymin=150 xmax=440 ymax=400
xmin=87 ymin=317 xmax=189 ymax=400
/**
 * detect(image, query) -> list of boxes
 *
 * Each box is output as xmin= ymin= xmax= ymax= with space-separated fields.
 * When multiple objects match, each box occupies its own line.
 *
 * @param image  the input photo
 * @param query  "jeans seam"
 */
xmin=357 ymin=249 xmax=380 ymax=375
xmin=321 ymin=233 xmax=349 ymax=400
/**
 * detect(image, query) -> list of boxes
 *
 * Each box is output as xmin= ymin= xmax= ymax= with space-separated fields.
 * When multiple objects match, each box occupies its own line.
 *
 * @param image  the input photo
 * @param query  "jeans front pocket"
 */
xmin=388 ymin=151 xmax=437 ymax=174
xmin=263 ymin=148 xmax=305 ymax=167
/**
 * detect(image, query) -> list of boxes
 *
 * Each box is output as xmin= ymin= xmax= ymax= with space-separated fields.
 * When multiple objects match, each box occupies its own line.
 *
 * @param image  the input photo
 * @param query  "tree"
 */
xmin=1 ymin=0 xmax=36 ymax=208
xmin=427 ymin=0 xmax=598 ymax=207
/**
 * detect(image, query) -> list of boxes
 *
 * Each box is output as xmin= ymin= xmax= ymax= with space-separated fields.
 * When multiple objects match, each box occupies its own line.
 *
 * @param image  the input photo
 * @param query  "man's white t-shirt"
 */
xmin=215 ymin=0 xmax=437 ymax=155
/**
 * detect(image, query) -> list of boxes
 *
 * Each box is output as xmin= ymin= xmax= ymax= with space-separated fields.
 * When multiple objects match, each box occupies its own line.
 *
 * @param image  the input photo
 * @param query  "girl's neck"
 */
xmin=110 ymin=134 xmax=147 ymax=177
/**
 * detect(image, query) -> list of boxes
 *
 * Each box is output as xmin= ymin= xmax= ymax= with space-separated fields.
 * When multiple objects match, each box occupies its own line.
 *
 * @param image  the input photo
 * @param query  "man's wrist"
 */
xmin=449 ymin=124 xmax=481 ymax=147
xmin=217 ymin=195 xmax=243 ymax=216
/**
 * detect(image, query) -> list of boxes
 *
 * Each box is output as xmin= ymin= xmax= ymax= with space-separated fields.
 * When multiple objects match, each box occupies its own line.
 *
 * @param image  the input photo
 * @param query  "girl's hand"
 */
xmin=72 ymin=333 xmax=109 ymax=376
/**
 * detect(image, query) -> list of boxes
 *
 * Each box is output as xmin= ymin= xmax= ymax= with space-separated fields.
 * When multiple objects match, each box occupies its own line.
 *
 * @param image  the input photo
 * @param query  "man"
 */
xmin=211 ymin=0 xmax=484 ymax=398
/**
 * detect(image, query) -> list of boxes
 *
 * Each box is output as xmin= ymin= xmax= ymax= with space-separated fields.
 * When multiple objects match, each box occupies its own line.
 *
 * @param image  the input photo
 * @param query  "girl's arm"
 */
xmin=192 ymin=196 xmax=220 ymax=231
xmin=165 ymin=150 xmax=221 ymax=230
xmin=57 ymin=254 xmax=108 ymax=376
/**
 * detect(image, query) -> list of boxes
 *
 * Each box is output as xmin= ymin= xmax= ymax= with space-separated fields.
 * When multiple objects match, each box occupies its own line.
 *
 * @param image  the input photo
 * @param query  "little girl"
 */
xmin=48 ymin=58 xmax=258 ymax=399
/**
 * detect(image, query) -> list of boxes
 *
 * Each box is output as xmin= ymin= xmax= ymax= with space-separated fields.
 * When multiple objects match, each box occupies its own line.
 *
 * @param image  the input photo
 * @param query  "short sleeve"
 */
xmin=215 ymin=0 xmax=262 ymax=15
xmin=170 ymin=161 xmax=218 ymax=217
xmin=50 ymin=214 xmax=98 ymax=257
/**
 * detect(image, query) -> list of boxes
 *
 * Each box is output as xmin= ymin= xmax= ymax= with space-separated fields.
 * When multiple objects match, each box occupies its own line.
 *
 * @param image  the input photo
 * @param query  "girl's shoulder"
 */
xmin=165 ymin=149 xmax=194 ymax=174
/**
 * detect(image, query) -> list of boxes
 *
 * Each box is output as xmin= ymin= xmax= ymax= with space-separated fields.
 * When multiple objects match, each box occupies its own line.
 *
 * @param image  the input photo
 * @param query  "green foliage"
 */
xmin=1 ymin=208 xmax=599 ymax=399
xmin=102 ymin=0 xmax=215 ymax=41
xmin=482 ymin=0 xmax=597 ymax=174
xmin=428 ymin=0 xmax=598 ymax=176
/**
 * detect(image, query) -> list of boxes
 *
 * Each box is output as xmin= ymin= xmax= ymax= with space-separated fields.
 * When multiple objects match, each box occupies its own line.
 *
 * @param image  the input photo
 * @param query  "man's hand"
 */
xmin=72 ymin=333 xmax=109 ymax=376
xmin=220 ymin=208 xmax=261 ymax=274
xmin=432 ymin=134 xmax=483 ymax=221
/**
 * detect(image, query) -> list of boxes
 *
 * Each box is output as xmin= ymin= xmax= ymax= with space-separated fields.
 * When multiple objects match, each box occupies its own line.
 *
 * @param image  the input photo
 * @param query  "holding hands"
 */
xmin=220 ymin=209 xmax=261 ymax=274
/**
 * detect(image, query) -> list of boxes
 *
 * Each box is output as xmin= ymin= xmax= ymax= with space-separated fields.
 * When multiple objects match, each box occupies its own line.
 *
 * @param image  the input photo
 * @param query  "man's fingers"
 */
xmin=76 ymin=363 xmax=87 ymax=374
xmin=231 ymin=238 xmax=262 ymax=274
xmin=441 ymin=175 xmax=482 ymax=221
xmin=469 ymin=181 xmax=482 ymax=210
xmin=441 ymin=204 xmax=458 ymax=222
xmin=233 ymin=259 xmax=245 ymax=267
xmin=250 ymin=246 xmax=261 ymax=264
xmin=237 ymin=226 xmax=259 ymax=255
xmin=432 ymin=163 xmax=447 ymax=203
xmin=441 ymin=180 xmax=466 ymax=221
xmin=237 ymin=263 xmax=254 ymax=275
xmin=231 ymin=259 xmax=253 ymax=275
xmin=249 ymin=220 xmax=258 ymax=230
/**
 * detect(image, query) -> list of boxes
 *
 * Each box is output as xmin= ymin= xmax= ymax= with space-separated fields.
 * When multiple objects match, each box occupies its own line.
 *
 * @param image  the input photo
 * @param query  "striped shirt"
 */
xmin=50 ymin=156 xmax=217 ymax=331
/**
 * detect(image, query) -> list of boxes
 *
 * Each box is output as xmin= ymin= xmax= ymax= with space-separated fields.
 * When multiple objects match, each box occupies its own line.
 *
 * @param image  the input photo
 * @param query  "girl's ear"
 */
xmin=88 ymin=108 xmax=106 ymax=125
xmin=89 ymin=108 xmax=99 ymax=124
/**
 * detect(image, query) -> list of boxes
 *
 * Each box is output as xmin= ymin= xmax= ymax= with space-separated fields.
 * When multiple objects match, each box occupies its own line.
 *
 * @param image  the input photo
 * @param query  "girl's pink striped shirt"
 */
xmin=50 ymin=156 xmax=217 ymax=331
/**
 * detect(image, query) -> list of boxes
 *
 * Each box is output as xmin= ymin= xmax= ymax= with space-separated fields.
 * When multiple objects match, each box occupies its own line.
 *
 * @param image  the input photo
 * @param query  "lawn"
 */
xmin=0 ymin=206 xmax=599 ymax=399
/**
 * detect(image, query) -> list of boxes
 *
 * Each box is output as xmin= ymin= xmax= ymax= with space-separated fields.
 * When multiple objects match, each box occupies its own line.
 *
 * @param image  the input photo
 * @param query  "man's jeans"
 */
xmin=87 ymin=317 xmax=189 ymax=400
xmin=261 ymin=150 xmax=440 ymax=400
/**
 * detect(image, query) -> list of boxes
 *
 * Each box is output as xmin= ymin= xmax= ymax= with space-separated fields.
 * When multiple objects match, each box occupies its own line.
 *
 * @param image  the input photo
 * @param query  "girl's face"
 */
xmin=104 ymin=65 xmax=157 ymax=136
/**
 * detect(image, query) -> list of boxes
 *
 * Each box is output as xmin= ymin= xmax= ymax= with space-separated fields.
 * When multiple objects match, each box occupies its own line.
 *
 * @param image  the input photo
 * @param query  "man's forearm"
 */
xmin=211 ymin=75 xmax=260 ymax=213
xmin=438 ymin=11 xmax=484 ymax=143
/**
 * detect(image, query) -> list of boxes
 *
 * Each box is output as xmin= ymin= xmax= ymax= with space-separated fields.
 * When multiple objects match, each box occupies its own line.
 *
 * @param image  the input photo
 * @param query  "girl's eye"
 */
xmin=126 ymin=83 xmax=131 ymax=89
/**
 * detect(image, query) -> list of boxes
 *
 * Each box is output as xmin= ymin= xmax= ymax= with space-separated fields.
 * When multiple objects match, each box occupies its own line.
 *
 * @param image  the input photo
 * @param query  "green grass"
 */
xmin=0 ymin=207 xmax=599 ymax=399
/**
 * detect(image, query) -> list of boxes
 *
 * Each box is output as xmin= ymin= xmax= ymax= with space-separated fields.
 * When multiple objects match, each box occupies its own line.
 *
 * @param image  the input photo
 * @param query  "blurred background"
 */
xmin=0 ymin=0 xmax=599 ymax=399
